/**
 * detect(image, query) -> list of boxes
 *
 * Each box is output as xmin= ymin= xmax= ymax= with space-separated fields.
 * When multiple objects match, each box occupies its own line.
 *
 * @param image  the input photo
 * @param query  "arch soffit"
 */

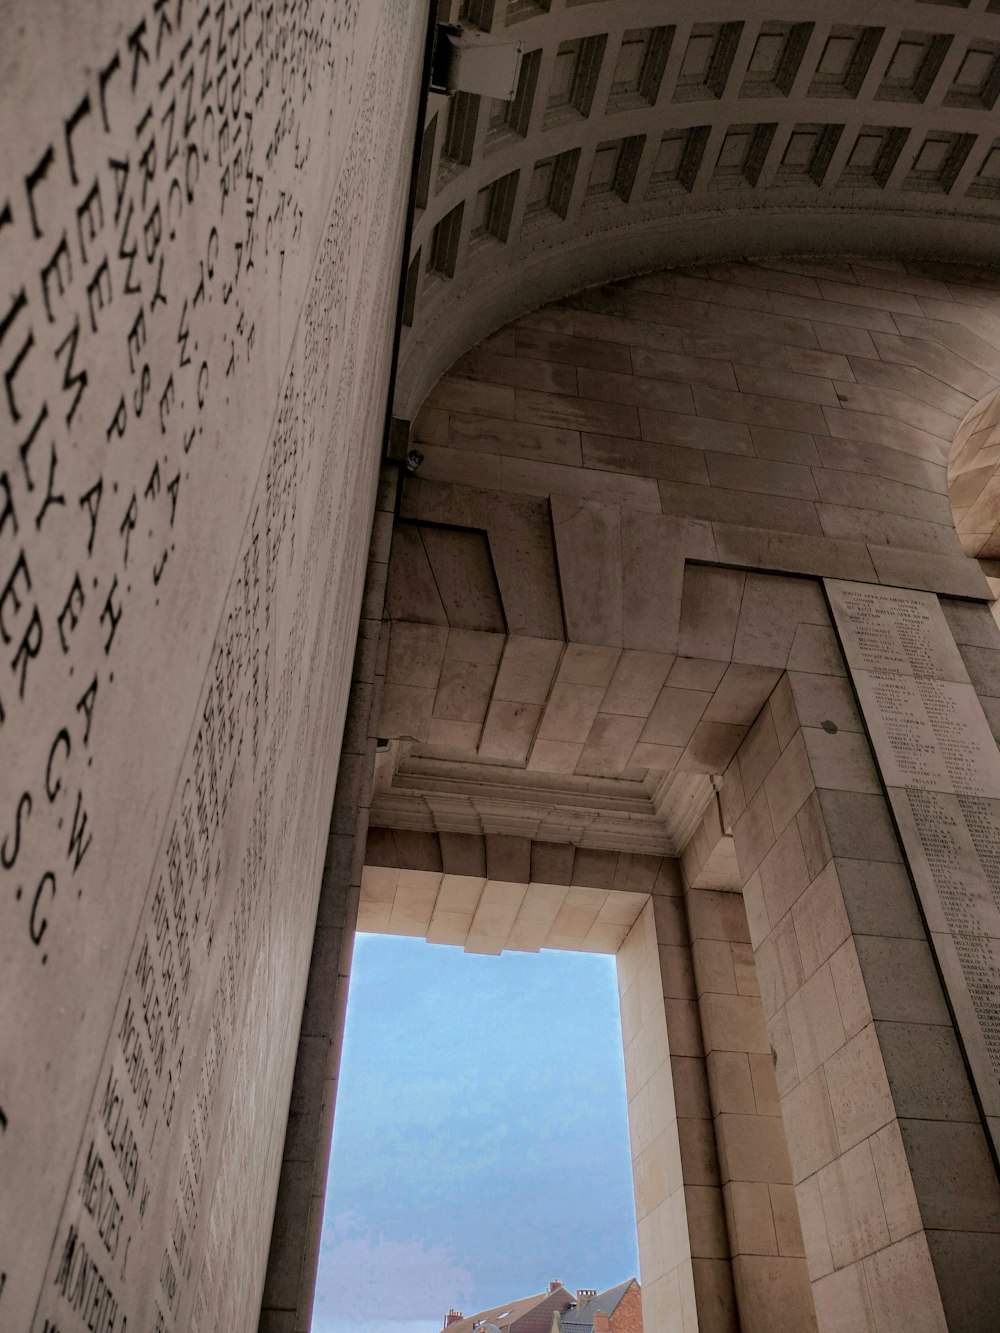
xmin=949 ymin=387 xmax=1000 ymax=562
xmin=395 ymin=0 xmax=1000 ymax=416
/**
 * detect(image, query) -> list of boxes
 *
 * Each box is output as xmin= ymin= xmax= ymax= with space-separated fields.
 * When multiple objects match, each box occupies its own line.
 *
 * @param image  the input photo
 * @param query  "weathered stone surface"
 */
xmin=827 ymin=580 xmax=1000 ymax=1147
xmin=0 ymin=1 xmax=422 ymax=1326
xmin=14 ymin=20 xmax=1000 ymax=1317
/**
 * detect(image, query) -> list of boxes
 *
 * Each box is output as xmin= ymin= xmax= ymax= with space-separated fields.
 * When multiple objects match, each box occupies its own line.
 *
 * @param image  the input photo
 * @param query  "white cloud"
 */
xmin=313 ymin=1213 xmax=475 ymax=1331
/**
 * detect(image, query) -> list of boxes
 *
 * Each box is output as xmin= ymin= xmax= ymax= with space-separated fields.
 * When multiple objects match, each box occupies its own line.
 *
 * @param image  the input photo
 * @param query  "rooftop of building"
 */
xmin=440 ymin=1278 xmax=640 ymax=1333
xmin=554 ymin=1279 xmax=638 ymax=1330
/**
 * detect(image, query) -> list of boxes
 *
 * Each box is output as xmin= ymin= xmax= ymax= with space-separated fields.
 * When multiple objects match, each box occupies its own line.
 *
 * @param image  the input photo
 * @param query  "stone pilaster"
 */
xmin=731 ymin=656 xmax=1000 ymax=1330
xmin=684 ymin=881 xmax=816 ymax=1331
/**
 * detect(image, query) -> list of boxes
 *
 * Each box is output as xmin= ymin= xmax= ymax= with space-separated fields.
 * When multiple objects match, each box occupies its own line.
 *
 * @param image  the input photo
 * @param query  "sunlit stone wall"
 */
xmin=390 ymin=257 xmax=1000 ymax=1329
xmin=949 ymin=387 xmax=1000 ymax=559
xmin=0 ymin=0 xmax=422 ymax=1327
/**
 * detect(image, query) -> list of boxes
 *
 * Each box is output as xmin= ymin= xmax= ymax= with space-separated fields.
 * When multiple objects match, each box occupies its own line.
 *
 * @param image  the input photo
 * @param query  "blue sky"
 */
xmin=313 ymin=935 xmax=640 ymax=1333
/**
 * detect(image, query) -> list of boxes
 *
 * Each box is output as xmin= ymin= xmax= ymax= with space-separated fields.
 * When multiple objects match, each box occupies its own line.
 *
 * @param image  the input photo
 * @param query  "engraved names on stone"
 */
xmin=826 ymin=580 xmax=1000 ymax=1137
xmin=0 ymin=0 xmax=420 ymax=1326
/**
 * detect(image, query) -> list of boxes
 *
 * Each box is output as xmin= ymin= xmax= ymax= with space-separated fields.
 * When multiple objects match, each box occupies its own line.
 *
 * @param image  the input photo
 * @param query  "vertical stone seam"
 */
xmin=258 ymin=468 xmax=398 ymax=1331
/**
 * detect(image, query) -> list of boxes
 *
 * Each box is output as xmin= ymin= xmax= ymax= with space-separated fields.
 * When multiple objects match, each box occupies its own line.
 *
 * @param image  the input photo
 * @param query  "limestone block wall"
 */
xmin=684 ymin=883 xmax=814 ymax=1332
xmin=0 ymin=2 xmax=423 ymax=1328
xmin=615 ymin=896 xmax=691 ymax=1328
xmin=390 ymin=268 xmax=1000 ymax=1330
xmin=727 ymin=623 xmax=1000 ymax=1330
xmin=411 ymin=257 xmax=998 ymax=603
xmin=356 ymin=817 xmax=814 ymax=1331
xmin=648 ymin=869 xmax=737 ymax=1332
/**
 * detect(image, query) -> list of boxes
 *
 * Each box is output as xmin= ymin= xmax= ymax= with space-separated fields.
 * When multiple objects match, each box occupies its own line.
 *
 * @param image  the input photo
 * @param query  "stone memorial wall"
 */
xmin=0 ymin=0 xmax=422 ymax=1327
xmin=826 ymin=580 xmax=1000 ymax=1154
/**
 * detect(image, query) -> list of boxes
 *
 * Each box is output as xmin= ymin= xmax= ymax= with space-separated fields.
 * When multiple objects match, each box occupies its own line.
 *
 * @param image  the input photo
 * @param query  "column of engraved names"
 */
xmin=906 ymin=788 xmax=1000 ymax=1078
xmin=174 ymin=8 xmax=422 ymax=1319
xmin=894 ymin=601 xmax=939 ymax=680
xmin=186 ymin=28 xmax=418 ymax=1323
xmin=830 ymin=584 xmax=1000 ymax=1091
xmin=849 ymin=594 xmax=946 ymax=787
xmin=891 ymin=598 xmax=998 ymax=795
xmin=894 ymin=598 xmax=1000 ymax=1078
xmin=31 ymin=297 xmax=322 ymax=1331
xmin=31 ymin=417 xmax=275 ymax=1333
xmin=957 ymin=793 xmax=1000 ymax=1079
xmin=0 ymin=2 xmax=352 ymax=1330
xmin=920 ymin=679 xmax=993 ymax=794
xmin=183 ymin=8 xmax=421 ymax=1313
xmin=850 ymin=596 xmax=910 ymax=676
xmin=872 ymin=675 xmax=942 ymax=787
xmin=0 ymin=0 xmax=338 ymax=989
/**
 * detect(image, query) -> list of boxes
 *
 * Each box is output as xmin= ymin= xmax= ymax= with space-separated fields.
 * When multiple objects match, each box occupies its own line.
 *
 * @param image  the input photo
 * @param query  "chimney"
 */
xmin=593 ymin=1314 xmax=611 ymax=1333
xmin=445 ymin=1311 xmax=463 ymax=1326
xmin=576 ymin=1290 xmax=597 ymax=1306
xmin=549 ymin=1280 xmax=563 ymax=1293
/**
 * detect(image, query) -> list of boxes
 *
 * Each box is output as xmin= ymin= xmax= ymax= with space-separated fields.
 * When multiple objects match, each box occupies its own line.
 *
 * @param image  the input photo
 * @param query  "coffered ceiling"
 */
xmin=396 ymin=0 xmax=1000 ymax=415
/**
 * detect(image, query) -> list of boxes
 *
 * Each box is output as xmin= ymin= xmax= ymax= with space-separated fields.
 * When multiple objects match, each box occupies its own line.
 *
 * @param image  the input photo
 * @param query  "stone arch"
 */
xmin=398 ymin=3 xmax=1000 ymax=417
xmin=404 ymin=257 xmax=996 ymax=604
xmin=341 ymin=256 xmax=1000 ymax=1332
xmin=265 ymin=259 xmax=1000 ymax=1333
xmin=363 ymin=552 xmax=1000 ymax=1330
xmin=948 ymin=387 xmax=1000 ymax=560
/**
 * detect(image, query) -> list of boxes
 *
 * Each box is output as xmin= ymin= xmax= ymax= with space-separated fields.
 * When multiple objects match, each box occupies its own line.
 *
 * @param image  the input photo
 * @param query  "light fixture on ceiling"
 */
xmin=430 ymin=23 xmax=524 ymax=100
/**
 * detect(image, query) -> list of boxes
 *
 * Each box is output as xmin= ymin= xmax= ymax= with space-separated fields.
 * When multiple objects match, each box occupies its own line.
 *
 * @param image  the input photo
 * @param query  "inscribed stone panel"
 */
xmin=826 ymin=580 xmax=1000 ymax=1148
xmin=0 ymin=0 xmax=421 ymax=1328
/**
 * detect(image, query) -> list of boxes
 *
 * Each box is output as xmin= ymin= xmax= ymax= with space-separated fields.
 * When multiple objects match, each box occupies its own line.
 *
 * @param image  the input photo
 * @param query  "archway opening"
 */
xmin=315 ymin=932 xmax=640 ymax=1333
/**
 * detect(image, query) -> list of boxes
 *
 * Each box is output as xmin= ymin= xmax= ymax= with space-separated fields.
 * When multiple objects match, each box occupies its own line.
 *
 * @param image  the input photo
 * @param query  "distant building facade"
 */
xmin=552 ymin=1279 xmax=643 ymax=1333
xmin=439 ymin=1280 xmax=574 ymax=1333
xmin=439 ymin=1279 xmax=642 ymax=1333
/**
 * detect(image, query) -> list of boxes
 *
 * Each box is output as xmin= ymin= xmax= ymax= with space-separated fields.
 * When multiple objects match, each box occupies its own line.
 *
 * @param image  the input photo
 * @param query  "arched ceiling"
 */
xmin=950 ymin=387 xmax=1000 ymax=556
xmin=395 ymin=0 xmax=1000 ymax=416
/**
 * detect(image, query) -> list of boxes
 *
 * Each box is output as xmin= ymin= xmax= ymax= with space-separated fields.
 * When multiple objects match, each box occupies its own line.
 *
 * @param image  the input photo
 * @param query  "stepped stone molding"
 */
xmin=366 ymin=556 xmax=1000 ymax=1327
xmin=367 ymin=826 xmax=671 ymax=882
xmin=376 ymin=259 xmax=1000 ymax=868
xmin=357 ymin=864 xmax=652 ymax=952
